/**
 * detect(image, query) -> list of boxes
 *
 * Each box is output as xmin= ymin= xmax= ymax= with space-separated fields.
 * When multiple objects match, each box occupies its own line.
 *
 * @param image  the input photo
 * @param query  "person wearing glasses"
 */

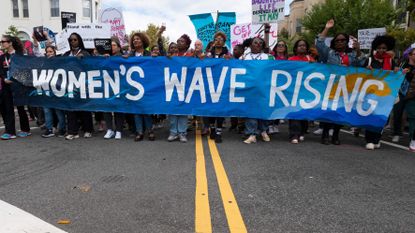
xmin=0 ymin=35 xmax=31 ymax=140
xmin=241 ymin=37 xmax=273 ymax=144
xmin=63 ymin=33 xmax=93 ymax=140
xmin=316 ymin=19 xmax=365 ymax=146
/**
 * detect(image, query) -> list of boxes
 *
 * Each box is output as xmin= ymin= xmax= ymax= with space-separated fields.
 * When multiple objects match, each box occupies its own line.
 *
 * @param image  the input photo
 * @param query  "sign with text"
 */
xmin=65 ymin=23 xmax=111 ymax=49
xmin=189 ymin=13 xmax=216 ymax=49
xmin=61 ymin=12 xmax=76 ymax=30
xmin=252 ymin=0 xmax=285 ymax=24
xmin=94 ymin=39 xmax=112 ymax=55
xmin=10 ymin=56 xmax=403 ymax=132
xmin=99 ymin=8 xmax=128 ymax=46
xmin=358 ymin=27 xmax=386 ymax=50
xmin=230 ymin=23 xmax=278 ymax=51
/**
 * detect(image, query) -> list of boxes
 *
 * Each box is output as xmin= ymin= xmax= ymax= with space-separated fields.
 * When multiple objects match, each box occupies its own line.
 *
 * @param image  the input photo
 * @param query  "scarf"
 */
xmin=374 ymin=52 xmax=392 ymax=70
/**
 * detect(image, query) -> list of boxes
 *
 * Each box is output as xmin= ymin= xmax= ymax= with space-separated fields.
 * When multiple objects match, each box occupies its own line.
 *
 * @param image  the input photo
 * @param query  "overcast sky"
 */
xmin=102 ymin=0 xmax=293 ymax=45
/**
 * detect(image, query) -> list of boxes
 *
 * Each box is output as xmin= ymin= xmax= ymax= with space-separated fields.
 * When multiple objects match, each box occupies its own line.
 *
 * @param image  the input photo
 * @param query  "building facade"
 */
xmin=0 ymin=0 xmax=101 ymax=41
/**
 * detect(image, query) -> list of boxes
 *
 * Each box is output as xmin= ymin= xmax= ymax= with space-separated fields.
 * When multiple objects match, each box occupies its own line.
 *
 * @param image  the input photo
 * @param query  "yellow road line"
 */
xmin=207 ymin=138 xmax=247 ymax=233
xmin=195 ymin=130 xmax=212 ymax=233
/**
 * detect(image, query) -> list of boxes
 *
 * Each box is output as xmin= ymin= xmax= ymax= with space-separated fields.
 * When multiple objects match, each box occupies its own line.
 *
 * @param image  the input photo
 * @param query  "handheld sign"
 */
xmin=252 ymin=0 xmax=285 ymax=24
xmin=358 ymin=28 xmax=386 ymax=50
xmin=33 ymin=26 xmax=47 ymax=41
xmin=94 ymin=39 xmax=112 ymax=55
xmin=61 ymin=12 xmax=76 ymax=30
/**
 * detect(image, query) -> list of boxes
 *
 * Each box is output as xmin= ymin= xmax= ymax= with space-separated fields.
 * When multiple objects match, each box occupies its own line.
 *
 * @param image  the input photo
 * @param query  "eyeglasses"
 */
xmin=214 ymin=38 xmax=224 ymax=42
xmin=1 ymin=40 xmax=10 ymax=44
xmin=277 ymin=44 xmax=285 ymax=47
xmin=253 ymin=40 xmax=264 ymax=45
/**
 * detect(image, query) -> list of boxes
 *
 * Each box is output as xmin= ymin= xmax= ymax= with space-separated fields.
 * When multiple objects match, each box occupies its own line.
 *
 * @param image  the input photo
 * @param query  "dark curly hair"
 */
xmin=178 ymin=34 xmax=192 ymax=50
xmin=2 ymin=35 xmax=24 ymax=55
xmin=371 ymin=35 xmax=395 ymax=52
xmin=130 ymin=32 xmax=150 ymax=50
xmin=214 ymin=31 xmax=227 ymax=42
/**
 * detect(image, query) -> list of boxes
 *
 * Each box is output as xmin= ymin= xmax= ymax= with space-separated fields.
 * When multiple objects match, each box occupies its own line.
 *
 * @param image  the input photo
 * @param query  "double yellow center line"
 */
xmin=195 ymin=128 xmax=247 ymax=233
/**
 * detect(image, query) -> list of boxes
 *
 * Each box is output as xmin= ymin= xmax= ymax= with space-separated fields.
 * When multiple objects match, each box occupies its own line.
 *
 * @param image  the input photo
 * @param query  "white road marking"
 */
xmin=341 ymin=129 xmax=410 ymax=151
xmin=0 ymin=200 xmax=67 ymax=233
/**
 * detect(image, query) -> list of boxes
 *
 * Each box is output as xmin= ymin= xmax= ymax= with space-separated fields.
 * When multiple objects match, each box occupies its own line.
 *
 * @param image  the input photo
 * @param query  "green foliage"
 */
xmin=302 ymin=0 xmax=397 ymax=37
xmin=387 ymin=27 xmax=415 ymax=52
xmin=5 ymin=25 xmax=19 ymax=37
xmin=130 ymin=23 xmax=169 ymax=51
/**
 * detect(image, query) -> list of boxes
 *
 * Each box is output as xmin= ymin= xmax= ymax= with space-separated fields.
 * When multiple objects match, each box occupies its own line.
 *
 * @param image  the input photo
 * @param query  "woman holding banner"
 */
xmin=0 ymin=35 xmax=31 ymax=140
xmin=241 ymin=37 xmax=272 ymax=144
xmin=128 ymin=32 xmax=155 ymax=141
xmin=288 ymin=39 xmax=315 ymax=144
xmin=63 ymin=33 xmax=94 ymax=140
xmin=316 ymin=19 xmax=365 ymax=145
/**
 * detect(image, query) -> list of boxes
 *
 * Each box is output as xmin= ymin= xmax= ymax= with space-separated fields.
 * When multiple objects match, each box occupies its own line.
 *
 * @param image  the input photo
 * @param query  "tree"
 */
xmin=5 ymin=25 xmax=19 ymax=37
xmin=302 ymin=0 xmax=397 ymax=37
xmin=387 ymin=27 xmax=415 ymax=52
xmin=130 ymin=23 xmax=169 ymax=51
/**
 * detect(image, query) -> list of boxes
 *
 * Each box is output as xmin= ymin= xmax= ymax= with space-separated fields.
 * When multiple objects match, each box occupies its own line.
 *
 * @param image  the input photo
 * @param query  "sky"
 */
xmin=102 ymin=0 xmax=293 ymax=45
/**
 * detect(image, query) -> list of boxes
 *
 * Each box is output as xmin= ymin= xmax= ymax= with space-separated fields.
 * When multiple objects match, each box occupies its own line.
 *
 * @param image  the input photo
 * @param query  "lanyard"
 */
xmin=249 ymin=53 xmax=263 ymax=60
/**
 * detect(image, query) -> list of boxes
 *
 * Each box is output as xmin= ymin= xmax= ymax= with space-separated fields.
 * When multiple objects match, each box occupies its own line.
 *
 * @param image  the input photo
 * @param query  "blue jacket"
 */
xmin=316 ymin=37 xmax=365 ymax=67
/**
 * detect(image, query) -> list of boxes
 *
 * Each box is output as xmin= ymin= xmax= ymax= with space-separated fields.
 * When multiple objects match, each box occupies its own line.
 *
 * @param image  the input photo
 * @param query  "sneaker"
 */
xmin=41 ymin=129 xmax=55 ymax=138
xmin=299 ymin=136 xmax=305 ymax=142
xmin=366 ymin=143 xmax=375 ymax=150
xmin=215 ymin=134 xmax=222 ymax=143
xmin=104 ymin=130 xmax=115 ymax=139
xmin=17 ymin=131 xmax=31 ymax=138
xmin=134 ymin=134 xmax=144 ymax=141
xmin=261 ymin=132 xmax=270 ymax=142
xmin=0 ymin=133 xmax=17 ymax=140
xmin=115 ymin=131 xmax=122 ymax=140
xmin=374 ymin=143 xmax=381 ymax=149
xmin=168 ymin=134 xmax=179 ymax=142
xmin=58 ymin=130 xmax=66 ymax=138
xmin=291 ymin=139 xmax=299 ymax=144
xmin=279 ymin=120 xmax=285 ymax=124
xmin=268 ymin=126 xmax=275 ymax=134
xmin=409 ymin=140 xmax=415 ymax=151
xmin=313 ymin=128 xmax=323 ymax=135
xmin=392 ymin=135 xmax=400 ymax=143
xmin=84 ymin=132 xmax=92 ymax=138
xmin=179 ymin=134 xmax=187 ymax=143
xmin=65 ymin=134 xmax=79 ymax=140
xmin=273 ymin=125 xmax=279 ymax=133
xmin=329 ymin=129 xmax=334 ymax=137
xmin=244 ymin=135 xmax=257 ymax=144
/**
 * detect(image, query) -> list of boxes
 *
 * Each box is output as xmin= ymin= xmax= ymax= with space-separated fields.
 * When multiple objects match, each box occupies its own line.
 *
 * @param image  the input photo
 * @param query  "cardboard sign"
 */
xmin=230 ymin=23 xmax=278 ymax=51
xmin=61 ymin=12 xmax=76 ymax=30
xmin=54 ymin=31 xmax=70 ymax=55
xmin=252 ymin=0 xmax=285 ymax=24
xmin=94 ymin=39 xmax=112 ymax=55
xmin=65 ymin=23 xmax=111 ymax=49
xmin=358 ymin=28 xmax=386 ymax=50
xmin=33 ymin=26 xmax=47 ymax=41
xmin=99 ymin=8 xmax=128 ymax=46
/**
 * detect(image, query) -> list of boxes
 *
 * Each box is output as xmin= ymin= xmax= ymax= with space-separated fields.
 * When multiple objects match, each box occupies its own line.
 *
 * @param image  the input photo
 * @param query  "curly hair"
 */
xmin=371 ymin=35 xmax=395 ymax=52
xmin=214 ymin=31 xmax=227 ymax=42
xmin=178 ymin=34 xmax=192 ymax=48
xmin=2 ymin=35 xmax=24 ymax=55
xmin=130 ymin=32 xmax=150 ymax=50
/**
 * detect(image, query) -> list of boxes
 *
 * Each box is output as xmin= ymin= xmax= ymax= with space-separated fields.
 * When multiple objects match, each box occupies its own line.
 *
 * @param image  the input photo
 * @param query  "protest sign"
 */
xmin=10 ymin=56 xmax=403 ymax=132
xmin=94 ymin=39 xmax=112 ymax=55
xmin=252 ymin=0 xmax=285 ymax=24
xmin=358 ymin=28 xmax=386 ymax=50
xmin=33 ymin=26 xmax=47 ymax=41
xmin=99 ymin=8 xmax=128 ymax=46
xmin=215 ymin=12 xmax=236 ymax=49
xmin=65 ymin=23 xmax=111 ymax=49
xmin=189 ymin=13 xmax=216 ymax=49
xmin=61 ymin=12 xmax=76 ymax=30
xmin=230 ymin=23 xmax=278 ymax=51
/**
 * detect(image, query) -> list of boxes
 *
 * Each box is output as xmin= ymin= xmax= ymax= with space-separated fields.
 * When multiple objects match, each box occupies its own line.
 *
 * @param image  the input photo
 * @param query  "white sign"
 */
xmin=99 ymin=8 xmax=128 ymax=47
xmin=65 ymin=23 xmax=111 ymax=49
xmin=252 ymin=0 xmax=285 ymax=24
xmin=230 ymin=23 xmax=278 ymax=51
xmin=54 ymin=31 xmax=70 ymax=55
xmin=358 ymin=27 xmax=386 ymax=50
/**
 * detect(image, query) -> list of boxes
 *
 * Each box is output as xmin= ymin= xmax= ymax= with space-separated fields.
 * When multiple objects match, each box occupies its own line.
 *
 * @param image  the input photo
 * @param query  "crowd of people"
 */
xmin=1 ymin=19 xmax=415 ymax=151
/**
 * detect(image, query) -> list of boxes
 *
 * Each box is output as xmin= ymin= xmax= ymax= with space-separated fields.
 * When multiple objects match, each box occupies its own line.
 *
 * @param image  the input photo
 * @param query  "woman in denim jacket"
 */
xmin=316 ymin=19 xmax=365 ymax=145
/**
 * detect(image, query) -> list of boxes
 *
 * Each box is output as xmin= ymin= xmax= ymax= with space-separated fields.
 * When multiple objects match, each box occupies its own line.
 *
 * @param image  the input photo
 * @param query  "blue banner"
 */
xmin=216 ymin=12 xmax=236 ymax=49
xmin=189 ymin=13 xmax=215 ymax=50
xmin=10 ymin=56 xmax=403 ymax=132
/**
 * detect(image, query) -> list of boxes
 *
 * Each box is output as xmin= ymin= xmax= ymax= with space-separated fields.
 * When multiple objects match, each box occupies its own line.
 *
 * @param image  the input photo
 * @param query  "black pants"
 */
xmin=365 ymin=130 xmax=382 ymax=144
xmin=321 ymin=122 xmax=341 ymax=140
xmin=289 ymin=120 xmax=308 ymax=139
xmin=0 ymin=89 xmax=16 ymax=135
xmin=16 ymin=106 xmax=30 ymax=132
xmin=209 ymin=117 xmax=224 ymax=128
xmin=67 ymin=111 xmax=93 ymax=135
xmin=104 ymin=112 xmax=124 ymax=132
xmin=393 ymin=95 xmax=406 ymax=136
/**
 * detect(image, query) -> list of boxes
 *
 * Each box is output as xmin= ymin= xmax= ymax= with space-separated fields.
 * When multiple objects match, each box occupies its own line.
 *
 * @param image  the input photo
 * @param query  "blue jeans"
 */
xmin=134 ymin=114 xmax=153 ymax=134
xmin=44 ymin=108 xmax=65 ymax=131
xmin=169 ymin=115 xmax=188 ymax=136
xmin=245 ymin=118 xmax=269 ymax=135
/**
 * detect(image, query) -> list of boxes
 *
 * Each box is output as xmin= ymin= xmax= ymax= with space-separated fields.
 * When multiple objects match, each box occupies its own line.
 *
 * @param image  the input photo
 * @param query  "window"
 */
xmin=95 ymin=1 xmax=98 ymax=20
xmin=22 ymin=0 xmax=29 ymax=18
xmin=50 ymin=0 xmax=59 ymax=17
xmin=12 ymin=0 xmax=19 ymax=18
xmin=83 ymin=0 xmax=91 ymax=17
xmin=296 ymin=19 xmax=302 ymax=33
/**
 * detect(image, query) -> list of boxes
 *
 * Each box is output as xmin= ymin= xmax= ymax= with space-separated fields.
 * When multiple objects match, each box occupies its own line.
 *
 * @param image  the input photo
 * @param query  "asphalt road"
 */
xmin=0 ymin=120 xmax=414 ymax=233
